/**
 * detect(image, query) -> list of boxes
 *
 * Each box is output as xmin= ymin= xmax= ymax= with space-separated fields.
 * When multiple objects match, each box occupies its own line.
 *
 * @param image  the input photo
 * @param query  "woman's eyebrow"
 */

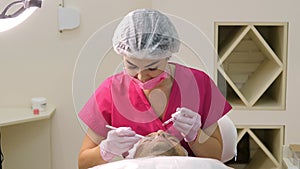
xmin=125 ymin=60 xmax=137 ymax=67
xmin=126 ymin=59 xmax=160 ymax=68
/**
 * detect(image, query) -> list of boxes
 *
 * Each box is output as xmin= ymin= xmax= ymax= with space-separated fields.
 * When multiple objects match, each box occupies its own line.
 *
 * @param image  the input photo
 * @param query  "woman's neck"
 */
xmin=144 ymin=63 xmax=176 ymax=118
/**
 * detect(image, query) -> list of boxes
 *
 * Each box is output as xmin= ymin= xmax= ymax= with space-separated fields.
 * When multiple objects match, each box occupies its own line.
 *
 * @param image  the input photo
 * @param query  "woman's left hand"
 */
xmin=172 ymin=107 xmax=201 ymax=142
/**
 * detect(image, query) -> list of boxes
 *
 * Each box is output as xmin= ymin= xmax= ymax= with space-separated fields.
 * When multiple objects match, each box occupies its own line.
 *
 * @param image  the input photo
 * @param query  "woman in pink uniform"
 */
xmin=78 ymin=9 xmax=232 ymax=169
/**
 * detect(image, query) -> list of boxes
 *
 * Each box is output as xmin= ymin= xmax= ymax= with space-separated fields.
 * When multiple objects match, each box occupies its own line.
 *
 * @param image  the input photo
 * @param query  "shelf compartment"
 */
xmin=228 ymin=125 xmax=284 ymax=169
xmin=218 ymin=69 xmax=249 ymax=107
xmin=255 ymin=24 xmax=288 ymax=61
xmin=217 ymin=71 xmax=247 ymax=108
xmin=245 ymin=149 xmax=278 ymax=169
xmin=219 ymin=28 xmax=283 ymax=106
xmin=251 ymin=128 xmax=283 ymax=163
xmin=239 ymin=59 xmax=282 ymax=106
xmin=217 ymin=25 xmax=249 ymax=60
xmin=247 ymin=129 xmax=280 ymax=166
xmin=252 ymin=73 xmax=285 ymax=109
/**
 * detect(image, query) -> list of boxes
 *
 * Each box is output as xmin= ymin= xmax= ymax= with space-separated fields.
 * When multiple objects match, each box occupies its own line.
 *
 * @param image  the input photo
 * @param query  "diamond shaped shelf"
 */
xmin=215 ymin=23 xmax=288 ymax=110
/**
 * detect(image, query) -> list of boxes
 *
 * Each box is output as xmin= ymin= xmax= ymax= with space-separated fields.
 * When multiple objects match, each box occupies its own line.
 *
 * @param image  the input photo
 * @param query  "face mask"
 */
xmin=126 ymin=71 xmax=168 ymax=90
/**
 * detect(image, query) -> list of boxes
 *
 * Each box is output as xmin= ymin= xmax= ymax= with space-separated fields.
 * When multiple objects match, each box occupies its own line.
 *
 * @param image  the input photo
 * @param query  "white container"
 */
xmin=31 ymin=97 xmax=47 ymax=111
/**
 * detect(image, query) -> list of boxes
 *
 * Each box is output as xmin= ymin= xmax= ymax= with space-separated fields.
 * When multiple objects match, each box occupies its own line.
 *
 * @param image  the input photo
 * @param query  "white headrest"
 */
xmin=218 ymin=115 xmax=237 ymax=162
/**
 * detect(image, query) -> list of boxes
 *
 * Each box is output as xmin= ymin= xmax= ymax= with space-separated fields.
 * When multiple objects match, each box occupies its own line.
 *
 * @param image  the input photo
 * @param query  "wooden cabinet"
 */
xmin=215 ymin=22 xmax=288 ymax=110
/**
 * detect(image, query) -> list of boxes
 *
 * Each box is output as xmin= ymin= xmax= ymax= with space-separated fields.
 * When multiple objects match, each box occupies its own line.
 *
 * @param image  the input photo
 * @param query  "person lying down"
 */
xmin=89 ymin=130 xmax=232 ymax=169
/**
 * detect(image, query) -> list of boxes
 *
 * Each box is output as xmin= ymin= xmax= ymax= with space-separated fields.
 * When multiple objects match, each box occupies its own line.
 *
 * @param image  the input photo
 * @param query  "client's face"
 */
xmin=134 ymin=130 xmax=187 ymax=158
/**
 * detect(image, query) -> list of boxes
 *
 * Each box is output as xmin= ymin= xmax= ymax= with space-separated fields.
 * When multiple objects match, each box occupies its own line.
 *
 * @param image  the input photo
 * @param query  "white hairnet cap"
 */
xmin=112 ymin=9 xmax=180 ymax=60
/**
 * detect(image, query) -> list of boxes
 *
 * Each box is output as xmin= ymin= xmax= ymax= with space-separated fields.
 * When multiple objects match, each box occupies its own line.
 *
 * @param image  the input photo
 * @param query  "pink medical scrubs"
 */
xmin=78 ymin=63 xmax=232 ymax=156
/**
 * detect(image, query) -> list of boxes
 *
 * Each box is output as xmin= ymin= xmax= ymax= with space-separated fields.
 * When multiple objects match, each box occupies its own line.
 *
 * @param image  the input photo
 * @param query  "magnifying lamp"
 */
xmin=0 ymin=0 xmax=42 ymax=32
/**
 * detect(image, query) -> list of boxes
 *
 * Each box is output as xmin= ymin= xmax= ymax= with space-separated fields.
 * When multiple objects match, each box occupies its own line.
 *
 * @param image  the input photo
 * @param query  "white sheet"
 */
xmin=89 ymin=156 xmax=232 ymax=169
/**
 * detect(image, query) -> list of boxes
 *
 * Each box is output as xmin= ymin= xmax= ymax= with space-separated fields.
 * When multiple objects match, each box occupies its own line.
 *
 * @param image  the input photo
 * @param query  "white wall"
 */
xmin=0 ymin=0 xmax=299 ymax=169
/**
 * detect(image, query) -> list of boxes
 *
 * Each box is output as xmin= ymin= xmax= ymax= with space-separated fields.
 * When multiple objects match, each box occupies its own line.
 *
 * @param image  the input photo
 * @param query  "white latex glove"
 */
xmin=172 ymin=107 xmax=201 ymax=142
xmin=99 ymin=127 xmax=140 ymax=162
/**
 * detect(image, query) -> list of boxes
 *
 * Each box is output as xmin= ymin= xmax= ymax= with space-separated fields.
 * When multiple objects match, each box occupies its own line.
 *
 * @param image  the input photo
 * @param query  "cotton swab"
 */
xmin=162 ymin=118 xmax=173 ymax=126
xmin=162 ymin=108 xmax=181 ymax=126
xmin=105 ymin=125 xmax=144 ymax=139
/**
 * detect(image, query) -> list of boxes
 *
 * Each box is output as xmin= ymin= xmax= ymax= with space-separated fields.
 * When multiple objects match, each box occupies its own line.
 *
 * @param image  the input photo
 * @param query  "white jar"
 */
xmin=31 ymin=97 xmax=47 ymax=111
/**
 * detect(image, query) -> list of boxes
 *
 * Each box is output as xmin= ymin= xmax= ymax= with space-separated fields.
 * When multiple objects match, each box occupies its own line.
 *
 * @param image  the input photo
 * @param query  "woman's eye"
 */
xmin=148 ymin=67 xmax=158 ymax=71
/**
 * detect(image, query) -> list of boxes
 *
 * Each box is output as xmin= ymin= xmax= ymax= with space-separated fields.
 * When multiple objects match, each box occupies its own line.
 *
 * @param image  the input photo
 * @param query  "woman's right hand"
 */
xmin=99 ymin=127 xmax=140 ymax=162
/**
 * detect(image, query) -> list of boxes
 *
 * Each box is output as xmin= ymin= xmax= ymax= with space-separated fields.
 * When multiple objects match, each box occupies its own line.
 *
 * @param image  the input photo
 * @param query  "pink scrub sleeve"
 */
xmin=78 ymin=78 xmax=113 ymax=137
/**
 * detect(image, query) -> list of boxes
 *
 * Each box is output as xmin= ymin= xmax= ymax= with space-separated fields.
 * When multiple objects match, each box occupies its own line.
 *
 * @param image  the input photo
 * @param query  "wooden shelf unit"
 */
xmin=227 ymin=125 xmax=284 ymax=169
xmin=215 ymin=22 xmax=288 ymax=110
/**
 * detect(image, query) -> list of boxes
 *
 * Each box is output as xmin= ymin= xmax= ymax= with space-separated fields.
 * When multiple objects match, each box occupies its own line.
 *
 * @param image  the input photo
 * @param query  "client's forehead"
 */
xmin=145 ymin=131 xmax=179 ymax=142
xmin=134 ymin=131 xmax=187 ymax=158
